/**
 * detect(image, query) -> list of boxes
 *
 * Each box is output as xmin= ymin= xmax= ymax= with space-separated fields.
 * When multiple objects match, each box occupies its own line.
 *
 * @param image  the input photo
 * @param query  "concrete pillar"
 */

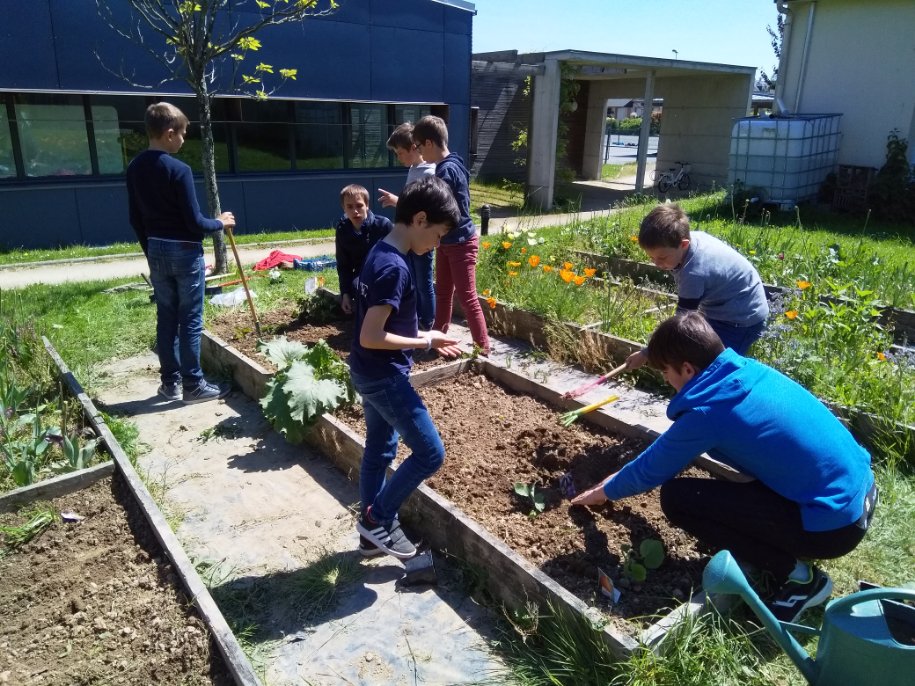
xmin=582 ymin=82 xmax=612 ymax=181
xmin=635 ymin=70 xmax=655 ymax=192
xmin=527 ymin=58 xmax=562 ymax=210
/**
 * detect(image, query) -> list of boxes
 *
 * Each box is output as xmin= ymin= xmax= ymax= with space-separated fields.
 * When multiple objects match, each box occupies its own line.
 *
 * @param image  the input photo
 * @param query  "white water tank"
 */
xmin=728 ymin=114 xmax=842 ymax=208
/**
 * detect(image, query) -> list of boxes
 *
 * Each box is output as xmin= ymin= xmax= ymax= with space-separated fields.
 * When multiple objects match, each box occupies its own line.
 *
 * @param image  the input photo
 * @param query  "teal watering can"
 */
xmin=703 ymin=550 xmax=915 ymax=685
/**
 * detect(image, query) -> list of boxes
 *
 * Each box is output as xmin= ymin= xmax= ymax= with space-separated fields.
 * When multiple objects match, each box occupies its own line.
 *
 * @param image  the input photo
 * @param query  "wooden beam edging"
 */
xmin=41 ymin=337 xmax=263 ymax=686
xmin=202 ymin=330 xmax=270 ymax=400
xmin=0 ymin=462 xmax=115 ymax=513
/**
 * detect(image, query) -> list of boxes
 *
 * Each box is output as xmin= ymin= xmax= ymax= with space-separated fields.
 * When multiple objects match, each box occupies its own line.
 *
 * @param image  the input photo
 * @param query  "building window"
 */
xmin=0 ymin=106 xmax=14 ymax=178
xmin=294 ymin=101 xmax=344 ymax=170
xmin=14 ymin=94 xmax=92 ymax=177
xmin=89 ymin=95 xmax=149 ymax=175
xmin=165 ymin=97 xmax=231 ymax=174
xmin=236 ymin=99 xmax=293 ymax=172
xmin=393 ymin=104 xmax=432 ymax=126
xmin=348 ymin=103 xmax=388 ymax=169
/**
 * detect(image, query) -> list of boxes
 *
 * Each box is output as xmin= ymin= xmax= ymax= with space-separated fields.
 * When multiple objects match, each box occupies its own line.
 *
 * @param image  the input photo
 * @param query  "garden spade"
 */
xmin=560 ymin=394 xmax=620 ymax=426
xmin=224 ymin=226 xmax=262 ymax=339
xmin=562 ymin=362 xmax=629 ymax=399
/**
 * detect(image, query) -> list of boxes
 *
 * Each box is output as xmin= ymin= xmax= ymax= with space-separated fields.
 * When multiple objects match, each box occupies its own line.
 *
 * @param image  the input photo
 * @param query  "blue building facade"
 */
xmin=0 ymin=0 xmax=474 ymax=249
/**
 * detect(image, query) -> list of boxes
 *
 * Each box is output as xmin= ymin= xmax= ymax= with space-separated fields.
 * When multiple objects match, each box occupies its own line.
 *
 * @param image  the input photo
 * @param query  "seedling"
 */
xmin=0 ymin=506 xmax=56 ymax=555
xmin=513 ymin=482 xmax=546 ymax=518
xmin=621 ymin=538 xmax=665 ymax=583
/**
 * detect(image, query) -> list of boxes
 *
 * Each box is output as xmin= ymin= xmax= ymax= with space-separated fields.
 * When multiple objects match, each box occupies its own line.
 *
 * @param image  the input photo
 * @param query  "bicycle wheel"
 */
xmin=658 ymin=177 xmax=672 ymax=193
xmin=677 ymin=174 xmax=691 ymax=191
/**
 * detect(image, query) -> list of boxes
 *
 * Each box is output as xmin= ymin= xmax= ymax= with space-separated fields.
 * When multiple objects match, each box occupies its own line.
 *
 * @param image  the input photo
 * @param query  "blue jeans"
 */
xmin=351 ymin=370 xmax=445 ymax=524
xmin=408 ymin=250 xmax=435 ymax=330
xmin=706 ymin=318 xmax=766 ymax=356
xmin=147 ymin=239 xmax=206 ymax=388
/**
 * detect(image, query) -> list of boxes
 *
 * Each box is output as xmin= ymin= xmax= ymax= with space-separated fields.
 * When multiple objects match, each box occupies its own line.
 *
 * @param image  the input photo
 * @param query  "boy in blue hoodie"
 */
xmin=573 ymin=312 xmax=876 ymax=623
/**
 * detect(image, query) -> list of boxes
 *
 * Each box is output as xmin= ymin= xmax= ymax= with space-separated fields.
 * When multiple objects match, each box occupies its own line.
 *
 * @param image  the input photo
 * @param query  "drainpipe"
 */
xmin=793 ymin=1 xmax=817 ymax=114
xmin=774 ymin=0 xmax=793 ymax=115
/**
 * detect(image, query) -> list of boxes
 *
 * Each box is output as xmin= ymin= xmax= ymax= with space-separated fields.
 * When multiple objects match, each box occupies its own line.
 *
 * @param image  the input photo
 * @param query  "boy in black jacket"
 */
xmin=334 ymin=184 xmax=393 ymax=315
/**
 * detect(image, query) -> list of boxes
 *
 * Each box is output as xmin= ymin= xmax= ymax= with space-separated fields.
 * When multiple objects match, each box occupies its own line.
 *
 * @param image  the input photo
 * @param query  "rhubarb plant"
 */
xmin=258 ymin=337 xmax=356 ymax=444
xmin=513 ymin=481 xmax=546 ymax=518
xmin=621 ymin=538 xmax=665 ymax=582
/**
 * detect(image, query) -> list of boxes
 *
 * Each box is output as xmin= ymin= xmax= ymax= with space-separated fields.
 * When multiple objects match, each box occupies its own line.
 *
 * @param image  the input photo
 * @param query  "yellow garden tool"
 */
xmin=559 ymin=394 xmax=620 ymax=427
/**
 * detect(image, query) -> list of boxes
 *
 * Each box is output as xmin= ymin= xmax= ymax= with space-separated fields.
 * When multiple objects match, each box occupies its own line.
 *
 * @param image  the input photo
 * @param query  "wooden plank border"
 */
xmin=0 ymin=462 xmax=115 ymax=513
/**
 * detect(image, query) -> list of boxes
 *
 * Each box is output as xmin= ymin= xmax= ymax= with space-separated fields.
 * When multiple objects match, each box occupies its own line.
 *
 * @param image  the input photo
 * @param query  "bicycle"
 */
xmin=655 ymin=161 xmax=691 ymax=192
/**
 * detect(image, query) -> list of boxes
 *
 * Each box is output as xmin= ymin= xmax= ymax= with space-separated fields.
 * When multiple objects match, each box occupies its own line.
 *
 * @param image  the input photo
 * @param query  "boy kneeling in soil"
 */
xmin=573 ymin=312 xmax=876 ymax=623
xmin=353 ymin=176 xmax=463 ymax=558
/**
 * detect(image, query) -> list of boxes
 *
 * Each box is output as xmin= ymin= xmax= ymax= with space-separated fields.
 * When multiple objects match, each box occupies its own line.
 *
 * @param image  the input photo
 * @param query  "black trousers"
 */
xmin=660 ymin=477 xmax=870 ymax=583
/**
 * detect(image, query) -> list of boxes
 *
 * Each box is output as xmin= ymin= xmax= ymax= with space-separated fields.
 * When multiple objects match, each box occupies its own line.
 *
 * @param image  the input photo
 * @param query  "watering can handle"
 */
xmin=825 ymin=587 xmax=915 ymax=614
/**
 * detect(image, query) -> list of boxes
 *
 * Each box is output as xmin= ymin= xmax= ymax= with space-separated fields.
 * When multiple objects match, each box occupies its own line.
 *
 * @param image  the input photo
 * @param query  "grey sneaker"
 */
xmin=157 ymin=382 xmax=181 ymax=402
xmin=356 ymin=511 xmax=416 ymax=560
xmin=182 ymin=381 xmax=230 ymax=405
xmin=358 ymin=535 xmax=384 ymax=558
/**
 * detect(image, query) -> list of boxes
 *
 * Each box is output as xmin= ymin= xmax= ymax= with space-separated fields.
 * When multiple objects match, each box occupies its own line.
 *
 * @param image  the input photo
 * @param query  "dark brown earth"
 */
xmin=335 ymin=366 xmax=709 ymax=628
xmin=0 ymin=476 xmax=231 ymax=686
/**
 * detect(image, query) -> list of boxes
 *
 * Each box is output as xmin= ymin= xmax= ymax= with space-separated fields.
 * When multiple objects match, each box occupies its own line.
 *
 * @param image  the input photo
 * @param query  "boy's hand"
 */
xmin=571 ymin=472 xmax=617 ymax=507
xmin=625 ymin=349 xmax=647 ymax=370
xmin=423 ymin=330 xmax=461 ymax=358
xmin=340 ymin=293 xmax=353 ymax=315
xmin=219 ymin=211 xmax=235 ymax=231
xmin=377 ymin=188 xmax=398 ymax=208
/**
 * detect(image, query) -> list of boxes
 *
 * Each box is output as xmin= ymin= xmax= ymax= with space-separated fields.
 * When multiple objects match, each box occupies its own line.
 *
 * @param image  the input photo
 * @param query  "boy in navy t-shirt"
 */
xmin=352 ymin=176 xmax=461 ymax=559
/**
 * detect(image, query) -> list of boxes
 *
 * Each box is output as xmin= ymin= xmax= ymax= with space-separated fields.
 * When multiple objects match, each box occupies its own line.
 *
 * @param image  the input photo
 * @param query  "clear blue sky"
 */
xmin=471 ymin=0 xmax=780 ymax=77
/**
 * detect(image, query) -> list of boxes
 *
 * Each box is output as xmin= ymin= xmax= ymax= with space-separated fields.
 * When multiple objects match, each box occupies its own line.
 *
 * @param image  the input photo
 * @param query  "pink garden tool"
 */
xmin=562 ymin=362 xmax=629 ymax=399
xmin=559 ymin=394 xmax=620 ymax=427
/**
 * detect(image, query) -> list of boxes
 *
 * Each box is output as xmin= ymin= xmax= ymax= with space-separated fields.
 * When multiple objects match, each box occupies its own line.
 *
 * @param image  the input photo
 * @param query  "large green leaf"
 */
xmin=284 ymin=360 xmax=348 ymax=424
xmin=258 ymin=337 xmax=309 ymax=369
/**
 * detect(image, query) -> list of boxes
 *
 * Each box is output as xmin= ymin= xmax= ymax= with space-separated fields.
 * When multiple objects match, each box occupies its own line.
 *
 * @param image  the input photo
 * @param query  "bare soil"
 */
xmin=210 ymin=303 xmax=449 ymax=372
xmin=335 ymin=367 xmax=709 ymax=628
xmin=0 ymin=475 xmax=231 ymax=686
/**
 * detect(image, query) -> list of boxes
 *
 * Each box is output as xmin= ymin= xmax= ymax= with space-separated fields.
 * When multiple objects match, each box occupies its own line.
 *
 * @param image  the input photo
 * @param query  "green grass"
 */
xmin=601 ymin=162 xmax=639 ymax=181
xmin=470 ymin=178 xmax=529 ymax=216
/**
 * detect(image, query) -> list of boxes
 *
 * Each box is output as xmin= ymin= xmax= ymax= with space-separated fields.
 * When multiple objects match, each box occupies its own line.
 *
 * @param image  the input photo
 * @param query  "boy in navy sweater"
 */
xmin=352 ymin=176 xmax=461 ymax=558
xmin=574 ymin=312 xmax=876 ymax=623
xmin=334 ymin=184 xmax=393 ymax=315
xmin=127 ymin=102 xmax=235 ymax=404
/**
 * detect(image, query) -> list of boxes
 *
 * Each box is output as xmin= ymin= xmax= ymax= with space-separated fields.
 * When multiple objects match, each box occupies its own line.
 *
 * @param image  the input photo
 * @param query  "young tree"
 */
xmin=758 ymin=13 xmax=785 ymax=93
xmin=96 ymin=0 xmax=340 ymax=273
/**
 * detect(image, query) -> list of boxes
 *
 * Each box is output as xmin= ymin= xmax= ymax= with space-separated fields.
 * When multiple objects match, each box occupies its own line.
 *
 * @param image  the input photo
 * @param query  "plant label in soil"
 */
xmin=598 ymin=567 xmax=621 ymax=603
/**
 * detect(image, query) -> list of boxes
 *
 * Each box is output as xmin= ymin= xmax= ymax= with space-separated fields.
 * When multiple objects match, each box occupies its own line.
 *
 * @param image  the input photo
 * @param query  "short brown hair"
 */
xmin=340 ymin=184 xmax=369 ymax=206
xmin=645 ymin=311 xmax=725 ymax=372
xmin=412 ymin=115 xmax=449 ymax=148
xmin=145 ymin=102 xmax=189 ymax=139
xmin=639 ymin=204 xmax=691 ymax=249
xmin=387 ymin=122 xmax=415 ymax=151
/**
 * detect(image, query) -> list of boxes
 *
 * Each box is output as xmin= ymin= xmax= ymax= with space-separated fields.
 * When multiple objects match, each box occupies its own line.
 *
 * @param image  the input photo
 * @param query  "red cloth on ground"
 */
xmin=253 ymin=250 xmax=303 ymax=270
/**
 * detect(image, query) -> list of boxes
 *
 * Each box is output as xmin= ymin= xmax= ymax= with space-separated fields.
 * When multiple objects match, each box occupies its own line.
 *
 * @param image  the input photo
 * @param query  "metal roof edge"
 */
xmin=521 ymin=49 xmax=757 ymax=75
xmin=429 ymin=0 xmax=476 ymax=14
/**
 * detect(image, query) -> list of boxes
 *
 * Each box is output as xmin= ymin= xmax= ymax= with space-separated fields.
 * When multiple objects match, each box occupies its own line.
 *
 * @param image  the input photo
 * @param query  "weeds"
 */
xmin=0 ymin=505 xmax=56 ymax=555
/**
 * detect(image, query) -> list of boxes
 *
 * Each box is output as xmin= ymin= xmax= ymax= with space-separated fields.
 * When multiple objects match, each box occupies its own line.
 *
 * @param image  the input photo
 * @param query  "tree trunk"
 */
xmin=196 ymin=85 xmax=228 ymax=274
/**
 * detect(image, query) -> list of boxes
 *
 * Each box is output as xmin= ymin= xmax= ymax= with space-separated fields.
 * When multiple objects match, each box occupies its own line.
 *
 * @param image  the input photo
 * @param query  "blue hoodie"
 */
xmin=434 ymin=153 xmax=475 ymax=245
xmin=603 ymin=348 xmax=873 ymax=532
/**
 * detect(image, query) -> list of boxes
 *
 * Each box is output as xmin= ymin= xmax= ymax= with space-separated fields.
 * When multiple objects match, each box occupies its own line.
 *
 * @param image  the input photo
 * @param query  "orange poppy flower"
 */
xmin=482 ymin=289 xmax=490 ymax=296
xmin=797 ymin=280 xmax=811 ymax=290
xmin=629 ymin=235 xmax=639 ymax=242
xmin=528 ymin=255 xmax=541 ymax=267
xmin=542 ymin=265 xmax=553 ymax=273
xmin=563 ymin=261 xmax=574 ymax=271
xmin=785 ymin=310 xmax=798 ymax=320
xmin=486 ymin=297 xmax=497 ymax=309
xmin=482 ymin=241 xmax=491 ymax=249
xmin=507 ymin=261 xmax=522 ymax=268
xmin=583 ymin=267 xmax=597 ymax=277
xmin=573 ymin=275 xmax=586 ymax=286
xmin=560 ymin=269 xmax=574 ymax=283
xmin=508 ymin=271 xmax=518 ymax=277
xmin=876 ymin=352 xmax=886 ymax=361
xmin=502 ymin=241 xmax=512 ymax=249
xmin=521 ymin=247 xmax=527 ymax=254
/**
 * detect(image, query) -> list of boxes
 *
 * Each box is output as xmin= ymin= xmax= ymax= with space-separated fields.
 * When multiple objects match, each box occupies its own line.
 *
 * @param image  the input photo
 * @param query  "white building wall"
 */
xmin=778 ymin=0 xmax=915 ymax=168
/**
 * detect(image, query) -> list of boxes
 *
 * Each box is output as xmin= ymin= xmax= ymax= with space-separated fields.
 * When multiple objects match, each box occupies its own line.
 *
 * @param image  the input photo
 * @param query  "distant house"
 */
xmin=774 ymin=0 xmax=915 ymax=168
xmin=606 ymin=98 xmax=663 ymax=121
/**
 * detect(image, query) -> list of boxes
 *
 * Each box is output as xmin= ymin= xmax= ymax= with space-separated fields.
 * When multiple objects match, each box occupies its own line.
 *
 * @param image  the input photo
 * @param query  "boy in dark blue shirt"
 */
xmin=352 ymin=176 xmax=461 ymax=559
xmin=334 ymin=184 xmax=393 ymax=316
xmin=126 ymin=102 xmax=235 ymax=404
xmin=573 ymin=312 xmax=875 ymax=623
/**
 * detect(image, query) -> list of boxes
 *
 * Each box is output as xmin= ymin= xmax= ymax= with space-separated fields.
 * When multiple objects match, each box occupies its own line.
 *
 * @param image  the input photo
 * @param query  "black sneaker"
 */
xmin=157 ymin=382 xmax=181 ymax=402
xmin=358 ymin=535 xmax=384 ymax=558
xmin=183 ymin=381 xmax=230 ymax=405
xmin=767 ymin=567 xmax=833 ymax=623
xmin=356 ymin=512 xmax=416 ymax=560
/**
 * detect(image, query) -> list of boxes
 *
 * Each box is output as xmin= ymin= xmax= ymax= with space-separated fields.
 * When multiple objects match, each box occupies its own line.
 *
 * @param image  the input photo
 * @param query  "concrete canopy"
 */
xmin=477 ymin=50 xmax=755 ymax=209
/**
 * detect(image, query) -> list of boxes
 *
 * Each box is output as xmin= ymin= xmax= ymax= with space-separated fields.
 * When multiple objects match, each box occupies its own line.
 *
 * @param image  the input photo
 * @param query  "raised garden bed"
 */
xmin=0 ymin=472 xmax=231 ymax=685
xmin=11 ymin=339 xmax=263 ymax=685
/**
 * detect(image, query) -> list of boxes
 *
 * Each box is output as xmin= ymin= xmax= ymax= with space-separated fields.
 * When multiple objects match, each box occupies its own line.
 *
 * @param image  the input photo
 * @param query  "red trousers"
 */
xmin=433 ymin=237 xmax=490 ymax=353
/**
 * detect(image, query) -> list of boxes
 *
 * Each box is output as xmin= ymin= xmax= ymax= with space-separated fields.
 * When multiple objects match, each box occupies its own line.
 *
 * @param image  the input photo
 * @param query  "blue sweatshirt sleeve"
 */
xmin=175 ymin=164 xmax=223 ymax=236
xmin=604 ymin=409 xmax=714 ymax=500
